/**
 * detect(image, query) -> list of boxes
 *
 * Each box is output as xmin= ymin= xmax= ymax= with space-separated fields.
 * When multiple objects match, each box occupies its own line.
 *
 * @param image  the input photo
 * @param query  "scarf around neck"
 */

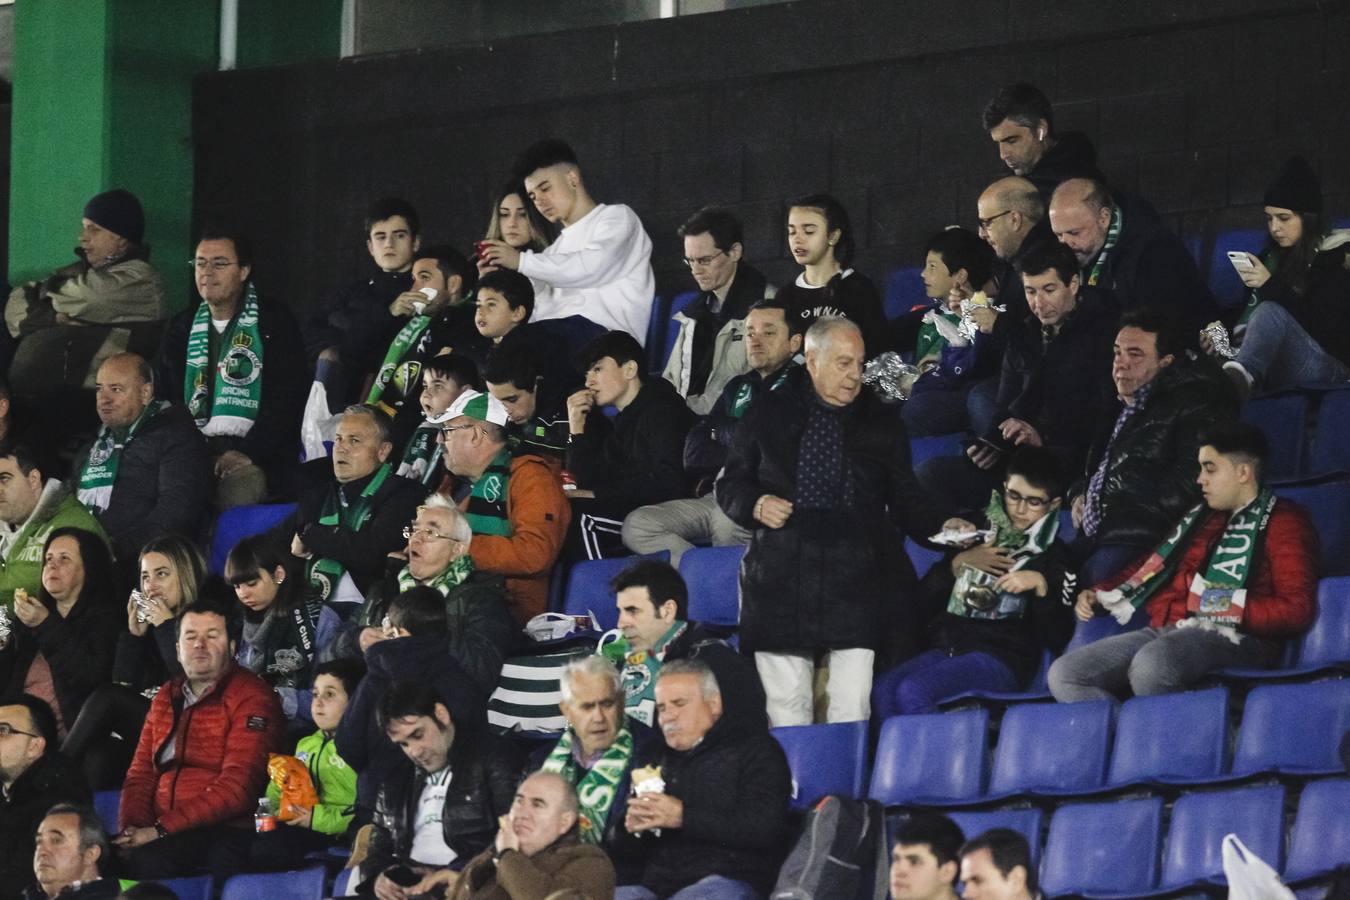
xmin=304 ymin=463 xmax=391 ymax=600
xmin=185 ymin=283 xmax=265 ymax=437
xmin=395 ymin=554 xmax=474 ymax=596
xmin=1086 ymin=204 xmax=1124 ymax=287
xmin=947 ymin=491 xmax=1060 ymax=620
xmin=464 ymin=449 xmax=513 ymax=537
xmin=78 ymin=400 xmax=165 ymax=513
xmin=541 ymin=724 xmax=634 ymax=845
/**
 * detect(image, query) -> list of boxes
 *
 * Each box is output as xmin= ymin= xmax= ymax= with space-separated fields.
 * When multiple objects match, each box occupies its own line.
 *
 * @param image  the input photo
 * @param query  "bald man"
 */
xmin=74 ymin=353 xmax=210 ymax=560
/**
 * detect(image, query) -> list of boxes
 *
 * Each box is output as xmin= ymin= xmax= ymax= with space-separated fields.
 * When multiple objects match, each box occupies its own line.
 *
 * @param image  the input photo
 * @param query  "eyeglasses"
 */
xmin=977 ymin=210 xmax=1012 ymax=231
xmin=1004 ymin=487 xmax=1050 ymax=510
xmin=439 ymin=423 xmax=478 ymax=437
xmin=682 ymin=250 xmax=726 ymax=269
xmin=0 ymin=723 xmax=38 ymax=739
xmin=190 ymin=259 xmax=239 ymax=271
xmin=402 ymin=526 xmax=458 ymax=542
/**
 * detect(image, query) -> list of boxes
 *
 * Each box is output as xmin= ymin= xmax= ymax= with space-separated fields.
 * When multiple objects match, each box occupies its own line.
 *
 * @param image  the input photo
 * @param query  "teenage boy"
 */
xmin=482 ymin=345 xmax=571 ymax=464
xmin=890 ymin=814 xmax=966 ymax=900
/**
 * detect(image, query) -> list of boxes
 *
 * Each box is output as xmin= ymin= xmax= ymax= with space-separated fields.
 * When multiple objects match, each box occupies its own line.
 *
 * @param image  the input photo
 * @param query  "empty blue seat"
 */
xmin=561 ymin=552 xmax=670 ymax=632
xmin=1108 ymin=687 xmax=1230 ymax=787
xmin=1159 ymin=785 xmax=1285 ymax=891
xmin=1243 ymin=393 xmax=1308 ymax=482
xmin=1308 ymin=387 xmax=1350 ymax=476
xmin=869 ymin=709 xmax=989 ymax=807
xmin=221 ymin=867 xmax=326 ymax=900
xmin=884 ymin=266 xmax=927 ymax=320
xmin=944 ymin=808 xmax=1045 ymax=866
xmin=909 ymin=434 xmax=964 ymax=467
xmin=1284 ymin=779 xmax=1350 ymax=885
xmin=1274 ymin=480 xmax=1350 ymax=575
xmin=772 ymin=721 xmax=868 ymax=809
xmin=161 ymin=876 xmax=213 ymax=900
xmin=985 ymin=699 xmax=1113 ymax=799
xmin=679 ymin=545 xmax=746 ymax=628
xmin=1040 ymin=796 xmax=1164 ymax=898
xmin=1208 ymin=228 xmax=1268 ymax=308
xmin=93 ymin=790 xmax=120 ymax=836
xmin=1231 ymin=680 xmax=1350 ymax=778
xmin=209 ymin=502 xmax=298 ymax=574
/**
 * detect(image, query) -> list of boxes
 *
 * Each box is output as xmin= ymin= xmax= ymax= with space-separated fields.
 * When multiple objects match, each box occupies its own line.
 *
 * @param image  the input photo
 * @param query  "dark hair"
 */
xmin=119 ymin=882 xmax=181 ymax=900
xmin=416 ymin=243 xmax=477 ymax=295
xmin=894 ymin=813 xmax=966 ymax=870
xmin=41 ymin=803 xmax=109 ymax=873
xmin=0 ymin=442 xmax=45 ymax=479
xmin=1269 ymin=211 xmax=1324 ymax=297
xmin=6 ymin=694 xmax=59 ymax=747
xmin=924 ymin=227 xmax=996 ymax=291
xmin=611 ymin=560 xmax=688 ymax=621
xmin=478 ymin=268 xmax=536 ymax=319
xmin=224 ymin=534 xmax=300 ymax=615
xmin=575 ymin=330 xmax=645 ymax=379
xmin=748 ymin=298 xmax=808 ymax=338
xmin=377 ymin=680 xmax=451 ymax=731
xmin=1199 ymin=421 xmax=1270 ymax=485
xmin=314 ymin=657 xmax=366 ymax=696
xmin=677 ymin=206 xmax=744 ymax=252
xmin=1016 ymin=239 xmax=1080 ymax=287
xmin=960 ymin=828 xmax=1037 ymax=894
xmin=365 ymin=198 xmax=420 ymax=239
xmin=388 ymin=586 xmax=449 ymax=637
xmin=424 ymin=352 xmax=483 ymax=392
xmin=195 ymin=223 xmax=254 ymax=271
xmin=1005 ymin=446 xmax=1067 ymax=501
xmin=513 ymin=138 xmax=580 ymax=181
xmin=982 ymin=82 xmax=1055 ymax=134
xmin=178 ymin=588 xmax=242 ymax=643
xmin=482 ymin=341 xmax=542 ymax=391
xmin=789 ymin=193 xmax=857 ymax=266
xmin=1118 ymin=306 xmax=1184 ymax=362
xmin=39 ymin=528 xmax=117 ymax=609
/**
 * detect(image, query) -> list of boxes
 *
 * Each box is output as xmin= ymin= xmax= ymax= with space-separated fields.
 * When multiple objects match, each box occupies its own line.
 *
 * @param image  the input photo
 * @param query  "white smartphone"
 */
xmin=1227 ymin=251 xmax=1256 ymax=273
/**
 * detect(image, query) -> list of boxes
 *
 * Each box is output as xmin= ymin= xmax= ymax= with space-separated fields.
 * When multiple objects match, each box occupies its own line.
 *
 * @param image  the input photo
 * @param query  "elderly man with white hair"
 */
xmin=716 ymin=316 xmax=945 ymax=726
xmin=332 ymin=494 xmax=514 ymax=696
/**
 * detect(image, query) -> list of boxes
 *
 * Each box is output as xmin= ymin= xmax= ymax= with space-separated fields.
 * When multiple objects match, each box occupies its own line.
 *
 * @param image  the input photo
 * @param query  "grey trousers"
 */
xmin=621 ymin=494 xmax=751 ymax=567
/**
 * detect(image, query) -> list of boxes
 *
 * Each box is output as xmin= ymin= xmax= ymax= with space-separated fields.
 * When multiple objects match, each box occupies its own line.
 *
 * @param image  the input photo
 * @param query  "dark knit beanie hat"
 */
xmin=83 ymin=189 xmax=145 ymax=244
xmin=1263 ymin=156 xmax=1321 ymax=215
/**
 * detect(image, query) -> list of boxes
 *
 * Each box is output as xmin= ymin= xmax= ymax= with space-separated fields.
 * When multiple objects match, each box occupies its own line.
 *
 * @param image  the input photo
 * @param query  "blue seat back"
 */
xmin=1233 ymin=680 xmax=1350 ymax=777
xmin=869 ymin=709 xmax=989 ymax=806
xmin=884 ymin=266 xmax=926 ymax=320
xmin=1242 ymin=393 xmax=1308 ymax=482
xmin=221 ymin=867 xmax=327 ymax=900
xmin=945 ymin=809 xmax=1045 ymax=866
xmin=1108 ymin=687 xmax=1230 ymax=787
xmin=909 ymin=434 xmax=964 ymax=468
xmin=904 ymin=538 xmax=943 ymax=580
xmin=161 ymin=876 xmax=213 ymax=900
xmin=657 ymin=291 xmax=701 ymax=373
xmin=209 ymin=502 xmax=298 ymax=574
xmin=679 ymin=545 xmax=746 ymax=628
xmin=1274 ymin=480 xmax=1350 ymax=576
xmin=1285 ymin=778 xmax=1350 ymax=883
xmin=1296 ymin=576 xmax=1350 ymax=670
xmin=989 ymin=699 xmax=1112 ymax=796
xmin=1208 ymin=229 xmax=1268 ymax=308
xmin=1309 ymin=388 xmax=1350 ymax=476
xmin=561 ymin=552 xmax=670 ymax=632
xmin=645 ymin=294 xmax=673 ymax=371
xmin=1041 ymin=796 xmax=1164 ymax=897
xmin=93 ymin=790 xmax=120 ymax=835
xmin=1161 ymin=785 xmax=1286 ymax=889
xmin=772 ymin=721 xmax=869 ymax=809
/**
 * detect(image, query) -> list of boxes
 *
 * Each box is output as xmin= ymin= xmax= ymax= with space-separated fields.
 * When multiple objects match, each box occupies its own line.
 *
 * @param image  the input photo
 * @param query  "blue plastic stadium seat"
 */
xmin=905 ymin=538 xmax=943 ymax=580
xmin=93 ymin=790 xmax=120 ymax=836
xmin=1108 ymin=687 xmax=1230 ymax=788
xmin=1274 ymin=480 xmax=1350 ymax=576
xmin=938 ymin=649 xmax=1054 ymax=709
xmin=331 ymin=868 xmax=355 ymax=897
xmin=221 ymin=868 xmax=327 ymax=900
xmin=645 ymin=294 xmax=673 ymax=372
xmin=1040 ymin=796 xmax=1164 ymax=898
xmin=561 ymin=552 xmax=670 ymax=632
xmin=1242 ymin=393 xmax=1308 ymax=483
xmin=161 ymin=876 xmax=213 ymax=900
xmin=869 ymin=709 xmax=989 ymax=807
xmin=772 ymin=721 xmax=869 ymax=809
xmin=209 ymin=502 xmax=299 ymax=574
xmin=944 ymin=809 xmax=1045 ymax=866
xmin=884 ymin=266 xmax=927 ymax=321
xmin=1159 ymin=785 xmax=1285 ymax=891
xmin=1284 ymin=779 xmax=1350 ymax=885
xmin=983 ymin=699 xmax=1113 ymax=799
xmin=909 ymin=434 xmax=964 ymax=468
xmin=1308 ymin=387 xmax=1350 ymax=477
xmin=679 ymin=545 xmax=746 ymax=628
xmin=1208 ymin=229 xmax=1268 ymax=309
xmin=1218 ymin=576 xmax=1350 ymax=681
xmin=1230 ymin=680 xmax=1350 ymax=778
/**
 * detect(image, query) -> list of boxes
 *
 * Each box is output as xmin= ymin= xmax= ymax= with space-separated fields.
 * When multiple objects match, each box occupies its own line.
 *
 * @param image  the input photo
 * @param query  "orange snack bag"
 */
xmin=267 ymin=753 xmax=319 ymax=820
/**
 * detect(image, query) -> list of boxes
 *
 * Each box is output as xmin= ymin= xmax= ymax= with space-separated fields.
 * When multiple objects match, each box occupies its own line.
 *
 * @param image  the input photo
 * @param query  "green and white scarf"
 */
xmin=366 ymin=314 xmax=433 ymax=413
xmin=621 ymin=621 xmax=687 ymax=727
xmin=947 ymin=491 xmax=1060 ymax=620
xmin=184 ymin=283 xmax=265 ymax=437
xmin=394 ymin=554 xmax=474 ymax=596
xmin=396 ymin=421 xmax=443 ymax=486
xmin=464 ymin=449 xmax=513 ymax=537
xmin=915 ymin=309 xmax=962 ymax=362
xmin=541 ymin=724 xmax=634 ymax=845
xmin=1096 ymin=488 xmax=1277 ymax=627
xmin=1086 ymin=204 xmax=1124 ymax=287
xmin=78 ymin=400 xmax=164 ymax=513
xmin=305 ymin=463 xmax=392 ymax=600
xmin=728 ymin=364 xmax=795 ymax=419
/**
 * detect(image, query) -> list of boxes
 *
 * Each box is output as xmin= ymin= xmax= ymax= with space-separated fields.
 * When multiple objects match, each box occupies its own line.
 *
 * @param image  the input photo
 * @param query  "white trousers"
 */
xmin=755 ymin=648 xmax=875 ymax=727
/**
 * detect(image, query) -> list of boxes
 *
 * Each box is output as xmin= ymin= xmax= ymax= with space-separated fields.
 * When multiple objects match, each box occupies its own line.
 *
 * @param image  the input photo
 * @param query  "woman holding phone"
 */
xmin=1205 ymin=156 xmax=1350 ymax=397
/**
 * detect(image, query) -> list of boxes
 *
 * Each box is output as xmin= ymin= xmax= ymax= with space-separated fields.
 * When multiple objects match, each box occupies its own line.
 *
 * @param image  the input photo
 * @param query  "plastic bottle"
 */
xmin=254 ymin=797 xmax=276 ymax=833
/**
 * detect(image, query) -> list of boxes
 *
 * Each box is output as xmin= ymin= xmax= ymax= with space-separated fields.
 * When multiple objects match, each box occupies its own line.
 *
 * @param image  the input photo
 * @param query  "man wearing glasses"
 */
xmin=157 ymin=226 xmax=305 ymax=509
xmin=435 ymin=389 xmax=569 ymax=625
xmin=0 ymin=697 xmax=91 ymax=900
xmin=663 ymin=207 xmax=770 ymax=416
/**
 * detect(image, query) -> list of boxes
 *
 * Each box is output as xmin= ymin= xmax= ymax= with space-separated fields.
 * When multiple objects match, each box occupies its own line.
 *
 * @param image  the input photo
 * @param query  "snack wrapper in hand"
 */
xmin=862 ymin=352 xmax=920 ymax=402
xmin=1203 ymin=321 xmax=1238 ymax=359
xmin=630 ymin=765 xmax=667 ymax=837
xmin=267 ymin=754 xmax=319 ymax=820
xmin=0 ymin=603 xmax=11 ymax=650
xmin=957 ymin=291 xmax=1006 ymax=342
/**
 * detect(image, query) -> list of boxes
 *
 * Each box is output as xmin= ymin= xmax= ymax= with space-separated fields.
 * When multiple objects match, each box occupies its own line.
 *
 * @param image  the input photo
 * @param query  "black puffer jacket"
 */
xmin=716 ymin=380 xmax=944 ymax=653
xmin=361 ymin=730 xmax=520 ymax=888
xmin=1078 ymin=356 xmax=1239 ymax=548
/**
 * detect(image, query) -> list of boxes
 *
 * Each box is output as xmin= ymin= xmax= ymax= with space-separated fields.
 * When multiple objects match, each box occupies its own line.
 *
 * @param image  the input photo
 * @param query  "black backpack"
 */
xmin=771 ymin=795 xmax=889 ymax=900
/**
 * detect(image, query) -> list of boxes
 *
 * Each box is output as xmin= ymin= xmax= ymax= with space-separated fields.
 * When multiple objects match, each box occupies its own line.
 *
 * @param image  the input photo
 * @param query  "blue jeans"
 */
xmin=616 ymin=876 xmax=761 ymax=899
xmin=966 ymin=378 xmax=1000 ymax=437
xmin=1064 ymin=540 xmax=1152 ymax=653
xmin=871 ymin=649 xmax=1018 ymax=717
xmin=1237 ymin=301 xmax=1350 ymax=389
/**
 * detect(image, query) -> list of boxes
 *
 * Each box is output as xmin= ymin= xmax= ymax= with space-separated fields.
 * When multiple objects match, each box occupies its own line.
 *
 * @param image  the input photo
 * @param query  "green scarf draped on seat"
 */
xmin=184 ymin=283 xmax=265 ymax=437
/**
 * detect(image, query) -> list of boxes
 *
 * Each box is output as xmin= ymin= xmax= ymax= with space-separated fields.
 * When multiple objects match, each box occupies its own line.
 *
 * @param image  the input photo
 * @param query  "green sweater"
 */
xmin=265 ymin=729 xmax=356 ymax=836
xmin=0 ymin=481 xmax=110 ymax=612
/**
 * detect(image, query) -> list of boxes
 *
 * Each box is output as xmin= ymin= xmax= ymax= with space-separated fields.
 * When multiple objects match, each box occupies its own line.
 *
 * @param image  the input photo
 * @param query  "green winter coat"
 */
xmin=265 ymin=729 xmax=356 ymax=836
xmin=0 ymin=480 xmax=110 ymax=612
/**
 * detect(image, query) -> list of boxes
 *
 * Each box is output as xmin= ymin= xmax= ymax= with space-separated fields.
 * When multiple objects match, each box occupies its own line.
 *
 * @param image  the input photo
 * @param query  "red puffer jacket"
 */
xmin=119 ymin=663 xmax=283 ymax=834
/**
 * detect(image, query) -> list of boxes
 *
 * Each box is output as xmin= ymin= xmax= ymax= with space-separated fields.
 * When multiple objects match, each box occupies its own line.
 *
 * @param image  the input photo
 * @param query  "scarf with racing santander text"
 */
xmin=396 ymin=421 xmax=443 ymax=486
xmin=946 ymin=490 xmax=1059 ymax=620
xmin=240 ymin=596 xmax=322 ymax=690
xmin=184 ymin=283 xmax=265 ymax=437
xmin=464 ymin=449 xmax=513 ymax=537
xmin=78 ymin=400 xmax=164 ymax=513
xmin=366 ymin=315 xmax=433 ymax=413
xmin=305 ymin=463 xmax=392 ymax=600
xmin=1096 ymin=488 xmax=1277 ymax=627
xmin=540 ymin=724 xmax=634 ymax=845
xmin=1085 ymin=204 xmax=1124 ymax=287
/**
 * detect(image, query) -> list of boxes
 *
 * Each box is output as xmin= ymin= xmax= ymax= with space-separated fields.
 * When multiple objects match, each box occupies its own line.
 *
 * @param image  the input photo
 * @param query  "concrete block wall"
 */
xmin=193 ymin=0 xmax=1350 ymax=321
